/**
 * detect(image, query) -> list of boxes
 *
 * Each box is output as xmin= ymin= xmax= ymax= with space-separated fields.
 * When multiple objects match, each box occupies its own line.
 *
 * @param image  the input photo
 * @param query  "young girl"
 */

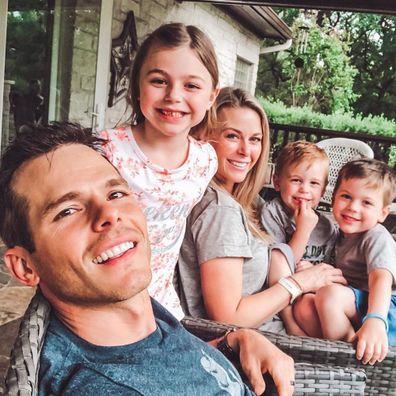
xmin=100 ymin=23 xmax=219 ymax=319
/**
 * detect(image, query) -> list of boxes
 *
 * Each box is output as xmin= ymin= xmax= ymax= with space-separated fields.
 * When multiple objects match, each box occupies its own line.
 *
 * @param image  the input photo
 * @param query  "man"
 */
xmin=0 ymin=123 xmax=294 ymax=395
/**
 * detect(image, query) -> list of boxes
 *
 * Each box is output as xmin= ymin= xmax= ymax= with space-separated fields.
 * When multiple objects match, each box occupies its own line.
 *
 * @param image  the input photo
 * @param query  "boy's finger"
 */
xmin=355 ymin=339 xmax=366 ymax=360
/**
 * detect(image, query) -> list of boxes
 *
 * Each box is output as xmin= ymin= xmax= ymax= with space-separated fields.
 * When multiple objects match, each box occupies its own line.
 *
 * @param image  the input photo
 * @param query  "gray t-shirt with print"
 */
xmin=335 ymin=223 xmax=396 ymax=293
xmin=178 ymin=186 xmax=295 ymax=333
xmin=261 ymin=197 xmax=338 ymax=264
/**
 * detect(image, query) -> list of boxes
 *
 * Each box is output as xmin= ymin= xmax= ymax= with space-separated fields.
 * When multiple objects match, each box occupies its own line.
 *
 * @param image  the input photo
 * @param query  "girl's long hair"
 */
xmin=195 ymin=87 xmax=270 ymax=241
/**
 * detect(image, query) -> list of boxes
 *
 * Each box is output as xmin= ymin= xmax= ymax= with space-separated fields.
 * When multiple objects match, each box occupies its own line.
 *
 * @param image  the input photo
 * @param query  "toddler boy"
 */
xmin=262 ymin=141 xmax=337 ymax=265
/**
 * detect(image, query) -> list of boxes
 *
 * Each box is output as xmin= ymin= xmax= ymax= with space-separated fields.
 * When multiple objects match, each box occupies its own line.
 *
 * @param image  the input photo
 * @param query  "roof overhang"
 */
xmin=183 ymin=0 xmax=396 ymax=15
xmin=180 ymin=1 xmax=293 ymax=40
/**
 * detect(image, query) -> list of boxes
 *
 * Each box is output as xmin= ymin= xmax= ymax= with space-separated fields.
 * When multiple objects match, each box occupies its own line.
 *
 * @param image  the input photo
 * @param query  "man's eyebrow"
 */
xmin=42 ymin=178 xmax=128 ymax=216
xmin=105 ymin=177 xmax=129 ymax=188
xmin=42 ymin=192 xmax=80 ymax=216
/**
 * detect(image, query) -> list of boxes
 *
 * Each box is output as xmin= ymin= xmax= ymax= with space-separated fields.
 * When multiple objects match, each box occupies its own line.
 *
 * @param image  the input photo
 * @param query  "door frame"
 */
xmin=0 ymin=0 xmax=9 ymax=150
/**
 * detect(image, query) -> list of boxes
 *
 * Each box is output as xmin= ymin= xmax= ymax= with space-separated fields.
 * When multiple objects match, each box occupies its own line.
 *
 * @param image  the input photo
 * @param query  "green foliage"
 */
xmin=258 ymin=11 xmax=357 ymax=114
xmin=5 ymin=8 xmax=48 ymax=93
xmin=334 ymin=13 xmax=396 ymax=119
xmin=259 ymin=97 xmax=396 ymax=136
xmin=259 ymin=97 xmax=396 ymax=166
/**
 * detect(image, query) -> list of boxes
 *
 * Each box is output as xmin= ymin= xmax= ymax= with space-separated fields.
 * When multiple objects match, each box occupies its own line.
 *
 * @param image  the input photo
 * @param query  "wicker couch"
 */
xmin=182 ymin=316 xmax=396 ymax=396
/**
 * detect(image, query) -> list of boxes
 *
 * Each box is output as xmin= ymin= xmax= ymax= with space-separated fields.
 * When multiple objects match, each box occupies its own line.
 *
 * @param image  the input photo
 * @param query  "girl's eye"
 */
xmin=151 ymin=78 xmax=167 ymax=86
xmin=185 ymin=82 xmax=200 ymax=90
xmin=109 ymin=191 xmax=127 ymax=200
xmin=53 ymin=208 xmax=78 ymax=222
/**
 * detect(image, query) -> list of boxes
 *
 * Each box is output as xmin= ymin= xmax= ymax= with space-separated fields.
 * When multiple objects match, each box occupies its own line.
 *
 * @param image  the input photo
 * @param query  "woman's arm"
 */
xmin=200 ymin=254 xmax=292 ymax=328
xmin=201 ymin=253 xmax=346 ymax=328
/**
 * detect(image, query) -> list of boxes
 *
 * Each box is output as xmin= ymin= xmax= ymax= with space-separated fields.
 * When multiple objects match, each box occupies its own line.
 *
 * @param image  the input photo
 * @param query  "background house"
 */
xmin=0 ymin=0 xmax=291 ymax=150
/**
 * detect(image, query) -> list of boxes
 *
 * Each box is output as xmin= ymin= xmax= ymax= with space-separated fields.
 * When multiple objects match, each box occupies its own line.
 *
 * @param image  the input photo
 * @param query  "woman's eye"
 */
xmin=225 ymin=133 xmax=238 ymax=140
xmin=250 ymin=136 xmax=262 ymax=143
xmin=53 ymin=208 xmax=78 ymax=221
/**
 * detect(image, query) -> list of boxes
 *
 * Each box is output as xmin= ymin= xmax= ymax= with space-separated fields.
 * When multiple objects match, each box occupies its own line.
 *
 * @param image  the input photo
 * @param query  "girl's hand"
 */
xmin=294 ymin=200 xmax=318 ymax=234
xmin=352 ymin=319 xmax=388 ymax=365
xmin=296 ymin=260 xmax=314 ymax=272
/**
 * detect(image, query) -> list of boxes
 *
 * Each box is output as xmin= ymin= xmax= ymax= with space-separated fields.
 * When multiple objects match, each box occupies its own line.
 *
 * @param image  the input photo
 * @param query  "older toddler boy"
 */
xmin=312 ymin=158 xmax=396 ymax=364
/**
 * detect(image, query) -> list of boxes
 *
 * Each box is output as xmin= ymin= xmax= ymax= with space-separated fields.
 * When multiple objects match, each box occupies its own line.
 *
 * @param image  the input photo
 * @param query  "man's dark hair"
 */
xmin=0 ymin=122 xmax=105 ymax=252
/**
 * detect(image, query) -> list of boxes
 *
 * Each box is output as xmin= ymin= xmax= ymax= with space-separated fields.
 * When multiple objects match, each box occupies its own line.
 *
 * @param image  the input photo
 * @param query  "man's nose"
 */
xmin=92 ymin=201 xmax=121 ymax=231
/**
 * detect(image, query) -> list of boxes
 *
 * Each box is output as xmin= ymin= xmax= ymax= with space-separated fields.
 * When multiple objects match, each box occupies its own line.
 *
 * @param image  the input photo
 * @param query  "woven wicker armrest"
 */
xmin=5 ymin=290 xmax=51 ymax=396
xmin=182 ymin=316 xmax=396 ymax=395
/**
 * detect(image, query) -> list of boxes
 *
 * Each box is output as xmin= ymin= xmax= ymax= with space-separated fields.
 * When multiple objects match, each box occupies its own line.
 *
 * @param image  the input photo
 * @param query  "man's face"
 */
xmin=12 ymin=144 xmax=151 ymax=306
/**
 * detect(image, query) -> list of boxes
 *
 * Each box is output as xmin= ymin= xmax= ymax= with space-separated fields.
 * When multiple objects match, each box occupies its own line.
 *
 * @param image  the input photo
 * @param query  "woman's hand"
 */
xmin=228 ymin=328 xmax=295 ymax=396
xmin=293 ymin=263 xmax=347 ymax=293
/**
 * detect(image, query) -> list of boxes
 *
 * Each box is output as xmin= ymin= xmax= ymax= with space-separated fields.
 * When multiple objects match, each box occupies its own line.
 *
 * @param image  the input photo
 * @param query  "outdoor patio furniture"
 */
xmin=316 ymin=137 xmax=374 ymax=205
xmin=182 ymin=315 xmax=396 ymax=396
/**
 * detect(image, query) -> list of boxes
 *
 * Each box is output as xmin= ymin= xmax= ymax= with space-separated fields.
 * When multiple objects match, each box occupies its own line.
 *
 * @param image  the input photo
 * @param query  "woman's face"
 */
xmin=212 ymin=106 xmax=263 ymax=192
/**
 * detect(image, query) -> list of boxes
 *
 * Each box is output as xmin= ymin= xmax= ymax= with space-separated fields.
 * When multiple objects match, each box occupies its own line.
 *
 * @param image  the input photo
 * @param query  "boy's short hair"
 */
xmin=274 ymin=140 xmax=329 ymax=182
xmin=333 ymin=158 xmax=396 ymax=206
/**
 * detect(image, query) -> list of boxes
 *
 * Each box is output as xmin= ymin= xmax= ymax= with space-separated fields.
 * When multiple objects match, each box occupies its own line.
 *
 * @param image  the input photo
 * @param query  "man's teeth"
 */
xmin=93 ymin=241 xmax=135 ymax=264
xmin=229 ymin=160 xmax=249 ymax=169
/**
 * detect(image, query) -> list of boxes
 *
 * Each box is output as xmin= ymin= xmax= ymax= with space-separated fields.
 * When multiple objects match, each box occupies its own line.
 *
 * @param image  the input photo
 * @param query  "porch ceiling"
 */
xmin=180 ymin=1 xmax=292 ymax=40
xmin=187 ymin=1 xmax=396 ymax=15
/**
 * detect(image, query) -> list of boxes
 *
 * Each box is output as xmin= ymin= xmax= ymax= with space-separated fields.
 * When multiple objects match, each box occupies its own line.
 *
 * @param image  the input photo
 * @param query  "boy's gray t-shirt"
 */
xmin=178 ymin=186 xmax=294 ymax=332
xmin=335 ymin=223 xmax=396 ymax=293
xmin=261 ymin=197 xmax=338 ymax=264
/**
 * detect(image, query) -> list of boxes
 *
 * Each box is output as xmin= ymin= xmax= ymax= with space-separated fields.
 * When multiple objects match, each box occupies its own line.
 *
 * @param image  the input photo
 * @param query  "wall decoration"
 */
xmin=108 ymin=11 xmax=138 ymax=107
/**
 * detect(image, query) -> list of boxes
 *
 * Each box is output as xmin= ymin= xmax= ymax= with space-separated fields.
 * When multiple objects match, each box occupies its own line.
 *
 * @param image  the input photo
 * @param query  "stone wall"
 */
xmin=106 ymin=0 xmax=261 ymax=127
xmin=68 ymin=0 xmax=101 ymax=125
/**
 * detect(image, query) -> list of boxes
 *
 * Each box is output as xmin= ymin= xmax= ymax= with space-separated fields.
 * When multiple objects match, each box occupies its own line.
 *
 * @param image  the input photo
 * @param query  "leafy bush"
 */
xmin=259 ymin=97 xmax=396 ymax=137
xmin=259 ymin=97 xmax=396 ymax=166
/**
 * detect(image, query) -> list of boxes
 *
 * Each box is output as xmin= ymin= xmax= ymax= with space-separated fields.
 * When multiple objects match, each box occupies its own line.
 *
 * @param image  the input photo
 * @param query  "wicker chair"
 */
xmin=4 ymin=291 xmax=50 ymax=396
xmin=316 ymin=138 xmax=374 ymax=205
xmin=182 ymin=316 xmax=396 ymax=396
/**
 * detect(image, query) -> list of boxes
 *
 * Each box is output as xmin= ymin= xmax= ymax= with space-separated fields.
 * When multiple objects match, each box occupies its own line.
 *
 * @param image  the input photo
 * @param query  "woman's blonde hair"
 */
xmin=195 ymin=87 xmax=270 ymax=240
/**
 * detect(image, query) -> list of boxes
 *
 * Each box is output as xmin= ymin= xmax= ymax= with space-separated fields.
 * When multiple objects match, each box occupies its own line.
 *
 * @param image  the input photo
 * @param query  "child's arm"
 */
xmin=288 ymin=200 xmax=319 ymax=262
xmin=353 ymin=268 xmax=392 ymax=364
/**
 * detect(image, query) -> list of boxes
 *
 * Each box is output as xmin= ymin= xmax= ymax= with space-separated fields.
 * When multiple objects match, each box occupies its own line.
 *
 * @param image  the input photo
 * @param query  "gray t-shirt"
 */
xmin=335 ymin=223 xmax=396 ymax=293
xmin=39 ymin=299 xmax=254 ymax=396
xmin=178 ymin=186 xmax=294 ymax=332
xmin=261 ymin=197 xmax=338 ymax=264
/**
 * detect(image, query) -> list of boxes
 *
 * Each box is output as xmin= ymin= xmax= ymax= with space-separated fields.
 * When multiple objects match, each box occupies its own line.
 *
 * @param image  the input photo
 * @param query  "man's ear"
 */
xmin=4 ymin=246 xmax=40 ymax=286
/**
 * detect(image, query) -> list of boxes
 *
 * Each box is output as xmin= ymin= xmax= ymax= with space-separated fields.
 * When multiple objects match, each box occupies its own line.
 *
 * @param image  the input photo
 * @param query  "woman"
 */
xmin=178 ymin=87 xmax=346 ymax=334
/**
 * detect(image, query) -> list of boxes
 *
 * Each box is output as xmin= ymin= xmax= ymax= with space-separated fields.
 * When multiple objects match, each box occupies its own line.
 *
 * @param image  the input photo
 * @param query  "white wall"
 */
xmin=106 ymin=0 xmax=261 ymax=127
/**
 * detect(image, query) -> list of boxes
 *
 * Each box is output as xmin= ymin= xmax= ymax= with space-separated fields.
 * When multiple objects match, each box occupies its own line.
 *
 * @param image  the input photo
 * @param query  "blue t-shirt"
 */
xmin=39 ymin=299 xmax=254 ymax=395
